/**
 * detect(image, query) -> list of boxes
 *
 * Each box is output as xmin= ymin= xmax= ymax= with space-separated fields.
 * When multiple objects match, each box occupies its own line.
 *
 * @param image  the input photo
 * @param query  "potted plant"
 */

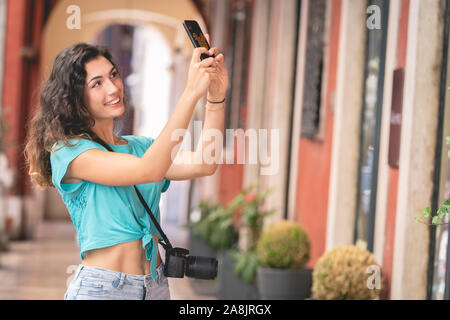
xmin=187 ymin=200 xmax=222 ymax=259
xmin=256 ymin=220 xmax=312 ymax=300
xmin=312 ymin=244 xmax=383 ymax=300
xmin=217 ymin=186 xmax=274 ymax=300
xmin=187 ymin=199 xmax=238 ymax=296
xmin=200 ymin=203 xmax=239 ymax=251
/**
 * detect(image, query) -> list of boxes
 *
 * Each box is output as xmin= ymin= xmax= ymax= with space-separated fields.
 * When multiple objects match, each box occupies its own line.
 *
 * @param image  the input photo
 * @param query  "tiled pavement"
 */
xmin=0 ymin=220 xmax=216 ymax=300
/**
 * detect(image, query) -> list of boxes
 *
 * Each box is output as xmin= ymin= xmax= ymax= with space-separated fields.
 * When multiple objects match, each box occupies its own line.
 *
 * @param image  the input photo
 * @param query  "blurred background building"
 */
xmin=0 ymin=0 xmax=449 ymax=300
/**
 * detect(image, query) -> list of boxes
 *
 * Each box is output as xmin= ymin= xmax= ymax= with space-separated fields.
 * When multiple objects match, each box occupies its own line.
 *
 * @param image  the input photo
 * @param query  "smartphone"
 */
xmin=182 ymin=20 xmax=215 ymax=60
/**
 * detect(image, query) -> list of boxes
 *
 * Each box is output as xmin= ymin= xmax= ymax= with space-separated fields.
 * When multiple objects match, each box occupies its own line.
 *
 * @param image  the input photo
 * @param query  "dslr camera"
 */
xmin=164 ymin=247 xmax=218 ymax=280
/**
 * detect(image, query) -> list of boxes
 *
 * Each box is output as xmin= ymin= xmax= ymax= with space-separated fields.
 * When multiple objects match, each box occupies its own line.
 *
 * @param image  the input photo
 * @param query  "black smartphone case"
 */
xmin=183 ymin=20 xmax=215 ymax=60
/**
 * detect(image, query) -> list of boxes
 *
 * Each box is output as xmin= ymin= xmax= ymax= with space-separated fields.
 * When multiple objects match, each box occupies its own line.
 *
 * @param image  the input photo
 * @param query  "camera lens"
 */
xmin=185 ymin=256 xmax=218 ymax=280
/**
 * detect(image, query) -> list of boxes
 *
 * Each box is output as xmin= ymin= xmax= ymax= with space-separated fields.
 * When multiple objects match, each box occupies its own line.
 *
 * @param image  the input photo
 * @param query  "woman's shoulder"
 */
xmin=51 ymin=136 xmax=102 ymax=153
xmin=122 ymin=135 xmax=154 ymax=148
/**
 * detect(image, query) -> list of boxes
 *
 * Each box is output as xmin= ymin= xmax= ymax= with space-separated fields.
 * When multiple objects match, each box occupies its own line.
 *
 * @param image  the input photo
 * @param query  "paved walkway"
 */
xmin=0 ymin=220 xmax=216 ymax=300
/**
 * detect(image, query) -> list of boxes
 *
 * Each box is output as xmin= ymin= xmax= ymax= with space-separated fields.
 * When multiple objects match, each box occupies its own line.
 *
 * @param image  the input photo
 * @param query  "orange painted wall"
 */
xmin=219 ymin=159 xmax=244 ymax=206
xmin=3 ymin=0 xmax=46 ymax=197
xmin=381 ymin=0 xmax=410 ymax=300
xmin=295 ymin=0 xmax=342 ymax=268
xmin=2 ymin=0 xmax=28 ymax=195
xmin=217 ymin=0 xmax=254 ymax=208
xmin=381 ymin=168 xmax=399 ymax=299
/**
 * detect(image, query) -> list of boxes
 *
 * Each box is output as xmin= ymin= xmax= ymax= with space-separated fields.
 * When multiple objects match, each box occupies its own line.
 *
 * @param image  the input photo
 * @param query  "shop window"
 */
xmin=430 ymin=0 xmax=450 ymax=300
xmin=225 ymin=0 xmax=252 ymax=131
xmin=353 ymin=0 xmax=389 ymax=251
xmin=301 ymin=0 xmax=326 ymax=140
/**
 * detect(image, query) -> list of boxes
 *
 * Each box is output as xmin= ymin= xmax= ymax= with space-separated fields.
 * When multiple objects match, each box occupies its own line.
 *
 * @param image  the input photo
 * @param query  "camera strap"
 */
xmin=92 ymin=137 xmax=174 ymax=252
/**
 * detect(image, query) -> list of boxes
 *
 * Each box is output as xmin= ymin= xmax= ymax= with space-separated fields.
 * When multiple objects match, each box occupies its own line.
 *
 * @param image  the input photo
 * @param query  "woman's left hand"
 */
xmin=205 ymin=34 xmax=229 ymax=102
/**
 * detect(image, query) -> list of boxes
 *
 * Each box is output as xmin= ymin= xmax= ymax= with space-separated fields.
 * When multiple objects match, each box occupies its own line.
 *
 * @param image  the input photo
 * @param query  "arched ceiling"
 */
xmin=41 ymin=0 xmax=207 ymax=78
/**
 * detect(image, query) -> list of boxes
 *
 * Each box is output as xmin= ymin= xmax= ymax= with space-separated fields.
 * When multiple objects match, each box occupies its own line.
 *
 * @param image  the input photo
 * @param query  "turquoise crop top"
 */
xmin=50 ymin=135 xmax=170 ymax=282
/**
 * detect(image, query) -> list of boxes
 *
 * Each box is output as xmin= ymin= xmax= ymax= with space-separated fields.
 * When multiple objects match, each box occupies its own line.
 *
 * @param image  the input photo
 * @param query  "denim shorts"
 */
xmin=64 ymin=263 xmax=170 ymax=300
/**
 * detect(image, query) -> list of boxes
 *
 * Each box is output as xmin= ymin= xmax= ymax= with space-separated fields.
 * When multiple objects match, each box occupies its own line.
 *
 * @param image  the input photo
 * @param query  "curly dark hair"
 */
xmin=24 ymin=42 xmax=129 ymax=189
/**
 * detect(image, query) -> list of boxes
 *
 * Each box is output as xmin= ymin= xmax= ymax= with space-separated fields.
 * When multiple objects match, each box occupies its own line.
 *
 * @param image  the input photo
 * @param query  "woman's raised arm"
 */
xmin=65 ymin=47 xmax=216 ymax=186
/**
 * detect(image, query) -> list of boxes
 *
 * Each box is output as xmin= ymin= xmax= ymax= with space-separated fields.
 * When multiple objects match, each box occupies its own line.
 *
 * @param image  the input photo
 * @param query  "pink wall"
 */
xmin=381 ymin=0 xmax=410 ymax=300
xmin=295 ymin=0 xmax=342 ymax=268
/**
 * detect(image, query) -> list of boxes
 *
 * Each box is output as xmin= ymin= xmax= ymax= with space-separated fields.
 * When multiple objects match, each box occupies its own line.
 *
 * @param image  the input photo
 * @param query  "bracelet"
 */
xmin=207 ymin=97 xmax=226 ymax=104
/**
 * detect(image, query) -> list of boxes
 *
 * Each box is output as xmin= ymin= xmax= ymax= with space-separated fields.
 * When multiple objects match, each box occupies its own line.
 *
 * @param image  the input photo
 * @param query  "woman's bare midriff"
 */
xmin=81 ymin=238 xmax=161 ymax=275
xmin=62 ymin=139 xmax=161 ymax=276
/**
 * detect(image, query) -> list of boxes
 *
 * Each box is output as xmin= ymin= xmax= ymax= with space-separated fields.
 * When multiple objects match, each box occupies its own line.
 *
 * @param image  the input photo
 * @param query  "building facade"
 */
xmin=203 ymin=0 xmax=450 ymax=299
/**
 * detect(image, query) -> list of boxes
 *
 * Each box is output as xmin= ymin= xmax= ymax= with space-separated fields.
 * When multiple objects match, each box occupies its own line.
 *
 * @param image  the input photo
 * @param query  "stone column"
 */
xmin=326 ymin=0 xmax=366 ymax=250
xmin=391 ymin=0 xmax=443 ymax=300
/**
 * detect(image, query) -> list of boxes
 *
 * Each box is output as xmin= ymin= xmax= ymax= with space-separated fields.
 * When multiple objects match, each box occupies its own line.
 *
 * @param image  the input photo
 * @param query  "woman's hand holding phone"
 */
xmin=185 ymin=47 xmax=217 ymax=101
xmin=204 ymin=34 xmax=229 ymax=102
xmin=184 ymin=33 xmax=228 ymax=103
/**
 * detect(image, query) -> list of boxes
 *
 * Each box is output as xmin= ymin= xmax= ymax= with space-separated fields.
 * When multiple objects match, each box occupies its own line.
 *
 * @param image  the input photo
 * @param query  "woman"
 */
xmin=24 ymin=38 xmax=228 ymax=300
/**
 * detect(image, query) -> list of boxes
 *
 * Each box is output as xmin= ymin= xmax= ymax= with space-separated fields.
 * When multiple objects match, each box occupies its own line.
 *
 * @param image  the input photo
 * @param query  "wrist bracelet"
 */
xmin=207 ymin=97 xmax=226 ymax=104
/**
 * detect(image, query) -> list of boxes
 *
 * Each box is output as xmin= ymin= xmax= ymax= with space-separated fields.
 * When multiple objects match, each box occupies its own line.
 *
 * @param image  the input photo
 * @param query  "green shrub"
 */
xmin=256 ymin=220 xmax=310 ymax=269
xmin=312 ymin=245 xmax=383 ymax=300
xmin=229 ymin=249 xmax=259 ymax=284
xmin=189 ymin=200 xmax=238 ymax=251
xmin=189 ymin=200 xmax=221 ymax=240
xmin=227 ymin=186 xmax=275 ymax=283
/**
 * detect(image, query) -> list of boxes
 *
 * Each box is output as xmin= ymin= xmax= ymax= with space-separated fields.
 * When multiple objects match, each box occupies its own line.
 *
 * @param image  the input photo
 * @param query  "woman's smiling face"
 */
xmin=83 ymin=56 xmax=125 ymax=121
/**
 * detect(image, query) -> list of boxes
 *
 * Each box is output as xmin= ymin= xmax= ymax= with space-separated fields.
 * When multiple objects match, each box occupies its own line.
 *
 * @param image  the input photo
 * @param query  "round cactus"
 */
xmin=256 ymin=220 xmax=310 ymax=269
xmin=312 ymin=245 xmax=383 ymax=300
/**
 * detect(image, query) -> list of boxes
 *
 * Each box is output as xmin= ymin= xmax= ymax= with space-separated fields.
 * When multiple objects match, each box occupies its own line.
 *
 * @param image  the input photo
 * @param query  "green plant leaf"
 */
xmin=432 ymin=216 xmax=439 ymax=225
xmin=232 ymin=249 xmax=258 ymax=284
xmin=423 ymin=206 xmax=431 ymax=219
